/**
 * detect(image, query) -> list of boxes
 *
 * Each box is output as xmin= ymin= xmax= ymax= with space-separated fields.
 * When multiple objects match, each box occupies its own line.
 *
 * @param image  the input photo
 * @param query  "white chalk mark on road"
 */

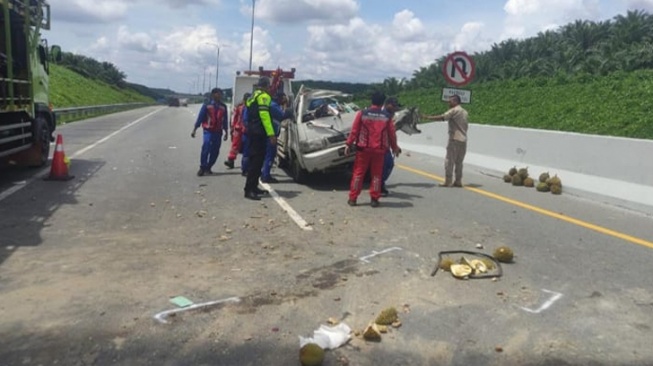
xmin=153 ymin=296 xmax=241 ymax=324
xmin=359 ymin=247 xmax=403 ymax=263
xmin=0 ymin=108 xmax=163 ymax=203
xmin=521 ymin=289 xmax=563 ymax=314
xmin=260 ymin=182 xmax=313 ymax=231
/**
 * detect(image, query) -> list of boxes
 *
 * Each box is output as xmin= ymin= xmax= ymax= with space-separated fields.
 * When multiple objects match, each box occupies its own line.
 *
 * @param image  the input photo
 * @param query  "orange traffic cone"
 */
xmin=44 ymin=134 xmax=74 ymax=181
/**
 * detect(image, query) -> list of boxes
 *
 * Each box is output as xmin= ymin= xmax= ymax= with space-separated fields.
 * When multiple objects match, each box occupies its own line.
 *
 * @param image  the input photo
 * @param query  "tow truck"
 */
xmin=0 ymin=0 xmax=60 ymax=167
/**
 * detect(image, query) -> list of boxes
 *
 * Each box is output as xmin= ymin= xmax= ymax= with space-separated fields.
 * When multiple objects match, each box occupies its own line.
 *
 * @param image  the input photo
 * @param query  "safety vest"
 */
xmin=245 ymin=90 xmax=272 ymax=136
xmin=354 ymin=106 xmax=393 ymax=152
xmin=202 ymin=102 xmax=227 ymax=133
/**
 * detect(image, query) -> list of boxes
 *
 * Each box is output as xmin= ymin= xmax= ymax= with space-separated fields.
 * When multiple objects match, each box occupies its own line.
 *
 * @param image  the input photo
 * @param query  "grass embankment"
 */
xmin=49 ymin=64 xmax=154 ymax=108
xmin=362 ymin=70 xmax=653 ymax=139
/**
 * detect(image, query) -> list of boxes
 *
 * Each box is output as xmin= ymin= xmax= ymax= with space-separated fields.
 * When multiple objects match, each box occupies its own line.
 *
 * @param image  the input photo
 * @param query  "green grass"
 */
xmin=357 ymin=70 xmax=653 ymax=139
xmin=50 ymin=64 xmax=154 ymax=108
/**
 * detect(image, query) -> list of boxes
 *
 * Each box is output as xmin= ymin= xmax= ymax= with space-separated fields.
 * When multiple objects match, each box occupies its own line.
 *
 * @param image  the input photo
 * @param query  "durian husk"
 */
xmin=546 ymin=175 xmax=561 ymax=187
xmin=539 ymin=172 xmax=550 ymax=183
xmin=439 ymin=258 xmax=455 ymax=272
xmin=450 ymin=264 xmax=473 ymax=278
xmin=509 ymin=166 xmax=518 ymax=176
xmin=511 ymin=174 xmax=523 ymax=186
xmin=536 ymin=182 xmax=550 ymax=192
xmin=523 ymin=177 xmax=535 ymax=187
xmin=518 ymin=167 xmax=529 ymax=180
xmin=550 ymin=184 xmax=562 ymax=195
xmin=493 ymin=246 xmax=514 ymax=263
xmin=480 ymin=257 xmax=496 ymax=270
xmin=503 ymin=174 xmax=513 ymax=183
xmin=300 ymin=343 xmax=325 ymax=366
xmin=363 ymin=324 xmax=382 ymax=342
xmin=375 ymin=307 xmax=399 ymax=325
xmin=469 ymin=259 xmax=488 ymax=274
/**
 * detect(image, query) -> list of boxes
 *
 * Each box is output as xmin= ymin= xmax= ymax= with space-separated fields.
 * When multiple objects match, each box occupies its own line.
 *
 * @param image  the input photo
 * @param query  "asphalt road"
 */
xmin=1 ymin=106 xmax=652 ymax=366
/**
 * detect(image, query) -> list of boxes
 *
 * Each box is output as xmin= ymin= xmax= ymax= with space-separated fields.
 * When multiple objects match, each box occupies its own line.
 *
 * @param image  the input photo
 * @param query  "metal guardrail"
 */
xmin=53 ymin=102 xmax=154 ymax=122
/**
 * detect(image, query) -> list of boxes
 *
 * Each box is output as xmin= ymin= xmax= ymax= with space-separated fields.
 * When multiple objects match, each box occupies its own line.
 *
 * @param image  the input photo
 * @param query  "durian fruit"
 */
xmin=511 ymin=174 xmax=523 ymax=186
xmin=375 ymin=307 xmax=399 ymax=325
xmin=363 ymin=324 xmax=382 ymax=342
xmin=503 ymin=174 xmax=513 ymax=183
xmin=493 ymin=246 xmax=514 ymax=263
xmin=539 ymin=172 xmax=550 ymax=183
xmin=509 ymin=166 xmax=518 ymax=176
xmin=518 ymin=167 xmax=529 ymax=180
xmin=469 ymin=259 xmax=488 ymax=274
xmin=480 ymin=258 xmax=496 ymax=270
xmin=536 ymin=182 xmax=550 ymax=192
xmin=450 ymin=264 xmax=473 ymax=278
xmin=300 ymin=343 xmax=325 ymax=366
xmin=439 ymin=258 xmax=455 ymax=272
xmin=551 ymin=184 xmax=562 ymax=195
xmin=546 ymin=174 xmax=561 ymax=187
xmin=523 ymin=177 xmax=535 ymax=187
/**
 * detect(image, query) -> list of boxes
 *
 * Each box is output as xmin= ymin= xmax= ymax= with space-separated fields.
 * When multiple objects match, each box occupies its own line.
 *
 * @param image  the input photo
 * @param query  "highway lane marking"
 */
xmin=520 ymin=289 xmax=563 ymax=314
xmin=397 ymin=164 xmax=653 ymax=250
xmin=359 ymin=247 xmax=403 ymax=263
xmin=259 ymin=181 xmax=313 ymax=231
xmin=0 ymin=108 xmax=163 ymax=204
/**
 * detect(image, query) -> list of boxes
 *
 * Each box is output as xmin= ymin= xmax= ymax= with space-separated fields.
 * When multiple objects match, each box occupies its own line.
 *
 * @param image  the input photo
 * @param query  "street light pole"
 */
xmin=216 ymin=46 xmax=220 ymax=89
xmin=249 ymin=0 xmax=255 ymax=71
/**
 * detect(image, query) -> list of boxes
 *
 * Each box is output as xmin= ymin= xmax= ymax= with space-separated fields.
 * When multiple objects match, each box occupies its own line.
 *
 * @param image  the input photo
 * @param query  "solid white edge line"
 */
xmin=259 ymin=181 xmax=313 ymax=231
xmin=0 ymin=107 xmax=163 ymax=203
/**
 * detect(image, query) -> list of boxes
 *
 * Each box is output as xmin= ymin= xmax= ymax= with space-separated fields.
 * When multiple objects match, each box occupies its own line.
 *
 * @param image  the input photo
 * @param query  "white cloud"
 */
xmin=392 ymin=10 xmax=425 ymax=42
xmin=453 ymin=22 xmax=492 ymax=53
xmin=502 ymin=0 xmax=601 ymax=39
xmin=252 ymin=0 xmax=359 ymax=24
xmin=625 ymin=0 xmax=653 ymax=11
xmin=118 ymin=26 xmax=157 ymax=53
xmin=53 ymin=0 xmax=130 ymax=23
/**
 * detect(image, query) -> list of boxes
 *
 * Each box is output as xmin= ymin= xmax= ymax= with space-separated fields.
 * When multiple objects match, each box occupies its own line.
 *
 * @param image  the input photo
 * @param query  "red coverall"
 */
xmin=227 ymin=103 xmax=246 ymax=161
xmin=346 ymin=105 xmax=399 ymax=201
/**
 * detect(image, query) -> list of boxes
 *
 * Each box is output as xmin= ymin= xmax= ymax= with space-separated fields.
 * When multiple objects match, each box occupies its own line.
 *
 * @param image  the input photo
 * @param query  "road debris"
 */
xmin=299 ymin=323 xmax=352 ymax=358
xmin=327 ymin=317 xmax=340 ymax=325
xmin=153 ymin=297 xmax=241 ymax=324
xmin=218 ymin=235 xmax=231 ymax=241
xmin=300 ymin=343 xmax=325 ymax=366
xmin=432 ymin=250 xmax=503 ymax=279
xmin=363 ymin=324 xmax=382 ymax=342
xmin=169 ymin=296 xmax=194 ymax=308
xmin=195 ymin=210 xmax=207 ymax=218
xmin=493 ymin=246 xmax=514 ymax=263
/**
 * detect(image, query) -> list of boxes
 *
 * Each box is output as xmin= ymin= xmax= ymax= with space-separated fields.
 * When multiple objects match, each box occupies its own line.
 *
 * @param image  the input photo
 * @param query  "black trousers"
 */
xmin=244 ymin=134 xmax=268 ymax=193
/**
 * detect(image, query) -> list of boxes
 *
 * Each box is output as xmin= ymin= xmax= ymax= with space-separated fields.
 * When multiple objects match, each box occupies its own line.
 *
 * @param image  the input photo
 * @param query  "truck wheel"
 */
xmin=24 ymin=116 xmax=51 ymax=167
xmin=289 ymin=152 xmax=307 ymax=184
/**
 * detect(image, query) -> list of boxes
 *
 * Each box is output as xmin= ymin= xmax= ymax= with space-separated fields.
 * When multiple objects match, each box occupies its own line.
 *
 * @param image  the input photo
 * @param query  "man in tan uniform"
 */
xmin=423 ymin=95 xmax=469 ymax=187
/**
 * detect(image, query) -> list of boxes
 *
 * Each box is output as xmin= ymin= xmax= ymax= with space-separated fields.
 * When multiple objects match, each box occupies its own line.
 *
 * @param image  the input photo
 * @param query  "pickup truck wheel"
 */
xmin=290 ymin=153 xmax=307 ymax=184
xmin=24 ymin=116 xmax=51 ymax=167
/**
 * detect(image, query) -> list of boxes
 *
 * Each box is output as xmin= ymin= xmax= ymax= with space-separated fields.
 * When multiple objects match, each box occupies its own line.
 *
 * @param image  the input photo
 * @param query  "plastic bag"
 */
xmin=299 ymin=323 xmax=352 ymax=349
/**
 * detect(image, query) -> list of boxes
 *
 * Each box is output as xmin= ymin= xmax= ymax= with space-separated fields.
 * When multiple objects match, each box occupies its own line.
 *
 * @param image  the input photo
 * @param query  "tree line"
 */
xmin=58 ymin=52 xmax=127 ymax=88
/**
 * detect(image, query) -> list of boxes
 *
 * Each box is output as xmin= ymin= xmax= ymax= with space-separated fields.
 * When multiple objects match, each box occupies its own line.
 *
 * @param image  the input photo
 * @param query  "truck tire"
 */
xmin=289 ymin=151 xmax=308 ymax=184
xmin=24 ymin=115 xmax=51 ymax=167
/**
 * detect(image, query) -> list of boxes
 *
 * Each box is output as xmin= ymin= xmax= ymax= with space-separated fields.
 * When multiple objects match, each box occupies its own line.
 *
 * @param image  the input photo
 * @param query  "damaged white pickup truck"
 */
xmin=277 ymin=85 xmax=421 ymax=183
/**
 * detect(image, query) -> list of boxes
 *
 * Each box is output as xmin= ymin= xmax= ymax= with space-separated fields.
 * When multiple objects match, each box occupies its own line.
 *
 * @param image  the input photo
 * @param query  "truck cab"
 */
xmin=0 ymin=0 xmax=59 ymax=167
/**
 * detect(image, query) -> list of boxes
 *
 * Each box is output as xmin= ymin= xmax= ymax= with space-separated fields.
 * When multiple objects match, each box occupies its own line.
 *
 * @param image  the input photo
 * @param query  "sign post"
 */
xmin=442 ymin=51 xmax=475 ymax=104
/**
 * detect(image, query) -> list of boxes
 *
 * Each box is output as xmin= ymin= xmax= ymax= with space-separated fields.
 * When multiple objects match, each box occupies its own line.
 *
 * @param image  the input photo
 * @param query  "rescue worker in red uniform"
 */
xmin=345 ymin=91 xmax=401 ymax=207
xmin=191 ymin=88 xmax=228 ymax=176
xmin=224 ymin=93 xmax=250 ymax=169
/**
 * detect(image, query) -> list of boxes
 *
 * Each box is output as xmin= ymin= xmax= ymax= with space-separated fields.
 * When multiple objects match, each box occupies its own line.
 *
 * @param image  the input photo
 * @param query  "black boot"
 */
xmin=244 ymin=191 xmax=261 ymax=201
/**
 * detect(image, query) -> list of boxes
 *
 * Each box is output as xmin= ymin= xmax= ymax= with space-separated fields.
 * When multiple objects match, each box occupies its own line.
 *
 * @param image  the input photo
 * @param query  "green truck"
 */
xmin=0 ymin=0 xmax=60 ymax=167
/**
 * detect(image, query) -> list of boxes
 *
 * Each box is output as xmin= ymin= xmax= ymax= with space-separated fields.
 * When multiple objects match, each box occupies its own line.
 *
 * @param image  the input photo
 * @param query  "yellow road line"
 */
xmin=397 ymin=164 xmax=653 ymax=250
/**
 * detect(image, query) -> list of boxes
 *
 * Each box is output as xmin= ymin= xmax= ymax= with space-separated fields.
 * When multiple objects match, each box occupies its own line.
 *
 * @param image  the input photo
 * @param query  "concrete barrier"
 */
xmin=398 ymin=122 xmax=653 ymax=216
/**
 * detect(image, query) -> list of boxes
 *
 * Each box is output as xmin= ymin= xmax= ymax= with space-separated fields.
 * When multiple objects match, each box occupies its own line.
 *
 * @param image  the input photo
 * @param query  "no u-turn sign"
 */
xmin=443 ymin=51 xmax=475 ymax=87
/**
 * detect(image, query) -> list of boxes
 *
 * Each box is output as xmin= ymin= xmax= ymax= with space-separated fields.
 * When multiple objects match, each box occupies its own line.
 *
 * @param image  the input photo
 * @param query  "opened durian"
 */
xmin=480 ymin=258 xmax=496 ymax=270
xmin=469 ymin=259 xmax=488 ymax=274
xmin=493 ymin=246 xmax=514 ymax=263
xmin=509 ymin=166 xmax=518 ymax=176
xmin=450 ymin=264 xmax=473 ymax=278
xmin=539 ymin=172 xmax=550 ymax=183
xmin=551 ymin=184 xmax=562 ymax=195
xmin=523 ymin=177 xmax=535 ymax=187
xmin=511 ymin=174 xmax=523 ymax=186
xmin=503 ymin=174 xmax=512 ymax=183
xmin=518 ymin=167 xmax=529 ymax=180
xmin=375 ymin=307 xmax=399 ymax=325
xmin=363 ymin=324 xmax=382 ymax=342
xmin=300 ymin=343 xmax=325 ymax=366
xmin=536 ymin=182 xmax=550 ymax=192
xmin=439 ymin=258 xmax=455 ymax=271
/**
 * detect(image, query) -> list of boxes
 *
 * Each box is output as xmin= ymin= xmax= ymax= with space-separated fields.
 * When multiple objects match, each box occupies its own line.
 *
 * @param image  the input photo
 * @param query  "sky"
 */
xmin=47 ymin=0 xmax=653 ymax=93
